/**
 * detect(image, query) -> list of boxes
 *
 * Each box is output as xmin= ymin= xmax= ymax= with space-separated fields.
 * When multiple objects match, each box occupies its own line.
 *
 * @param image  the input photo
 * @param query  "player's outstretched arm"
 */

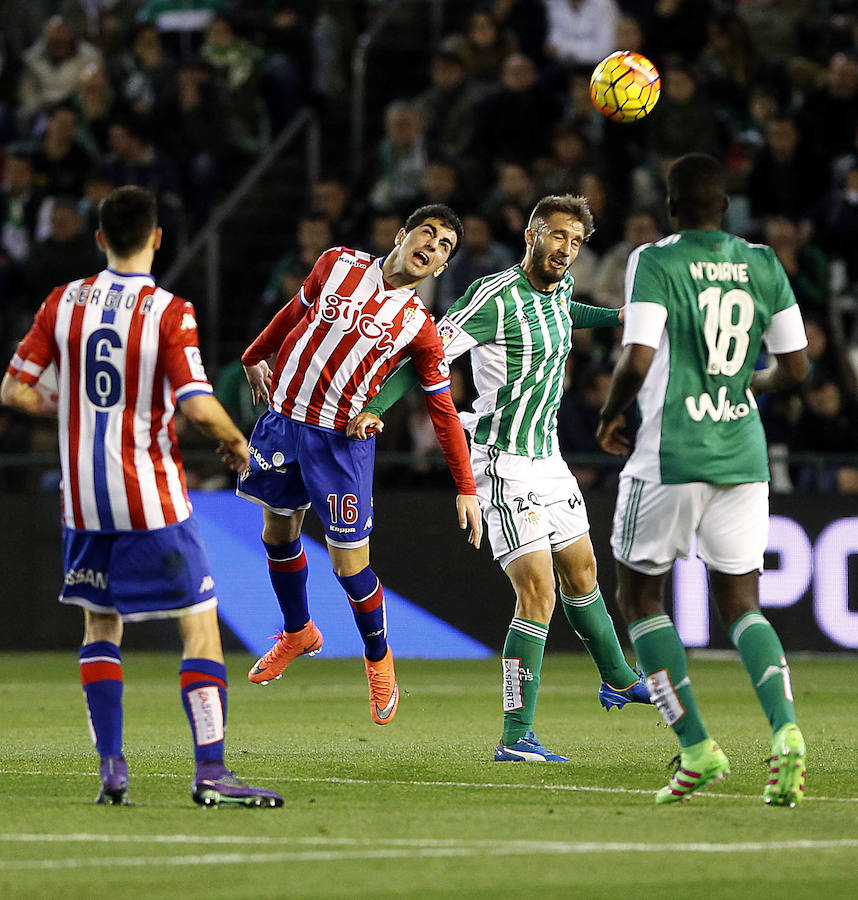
xmin=179 ymin=393 xmax=250 ymax=473
xmin=750 ymin=349 xmax=808 ymax=396
xmin=597 ymin=343 xmax=655 ymax=455
xmin=0 ymin=373 xmax=58 ymax=417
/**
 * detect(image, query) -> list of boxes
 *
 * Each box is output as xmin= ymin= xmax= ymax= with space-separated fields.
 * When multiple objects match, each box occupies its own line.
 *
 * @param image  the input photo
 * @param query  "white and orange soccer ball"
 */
xmin=589 ymin=51 xmax=661 ymax=123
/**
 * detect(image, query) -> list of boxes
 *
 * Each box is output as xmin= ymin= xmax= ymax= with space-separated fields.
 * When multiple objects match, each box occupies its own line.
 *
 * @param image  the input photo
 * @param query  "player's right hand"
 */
xmin=347 ymin=411 xmax=383 ymax=440
xmin=243 ymin=360 xmax=272 ymax=405
xmin=217 ymin=437 xmax=250 ymax=473
xmin=596 ymin=414 xmax=629 ymax=455
xmin=456 ymin=494 xmax=483 ymax=549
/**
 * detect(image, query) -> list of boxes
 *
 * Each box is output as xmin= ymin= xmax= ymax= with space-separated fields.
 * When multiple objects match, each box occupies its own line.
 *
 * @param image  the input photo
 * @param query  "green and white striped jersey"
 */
xmin=440 ymin=266 xmax=619 ymax=457
xmin=622 ymin=230 xmax=806 ymax=484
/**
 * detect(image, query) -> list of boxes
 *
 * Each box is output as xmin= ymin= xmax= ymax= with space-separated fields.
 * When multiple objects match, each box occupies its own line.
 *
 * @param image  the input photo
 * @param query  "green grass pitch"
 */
xmin=1 ymin=651 xmax=856 ymax=899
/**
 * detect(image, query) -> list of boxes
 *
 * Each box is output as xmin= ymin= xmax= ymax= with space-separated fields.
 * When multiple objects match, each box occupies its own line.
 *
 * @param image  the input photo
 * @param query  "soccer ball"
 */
xmin=589 ymin=51 xmax=661 ymax=123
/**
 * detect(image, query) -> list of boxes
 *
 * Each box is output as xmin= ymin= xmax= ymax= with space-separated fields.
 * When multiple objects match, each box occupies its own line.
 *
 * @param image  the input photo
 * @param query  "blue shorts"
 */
xmin=60 ymin=517 xmax=217 ymax=622
xmin=237 ymin=409 xmax=375 ymax=548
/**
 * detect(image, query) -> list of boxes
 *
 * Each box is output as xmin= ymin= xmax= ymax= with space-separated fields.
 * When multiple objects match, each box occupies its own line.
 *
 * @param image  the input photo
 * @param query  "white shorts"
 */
xmin=472 ymin=444 xmax=590 ymax=568
xmin=611 ymin=476 xmax=769 ymax=576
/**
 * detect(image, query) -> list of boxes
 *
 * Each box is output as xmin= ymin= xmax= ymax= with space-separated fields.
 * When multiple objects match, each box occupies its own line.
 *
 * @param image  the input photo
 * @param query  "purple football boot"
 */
xmin=192 ymin=761 xmax=283 ymax=808
xmin=96 ymin=755 xmax=131 ymax=805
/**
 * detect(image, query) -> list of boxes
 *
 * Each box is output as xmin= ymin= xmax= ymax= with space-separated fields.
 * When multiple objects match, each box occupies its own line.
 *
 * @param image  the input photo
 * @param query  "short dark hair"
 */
xmin=403 ymin=203 xmax=464 ymax=259
xmin=528 ymin=194 xmax=595 ymax=240
xmin=667 ymin=153 xmax=726 ymax=219
xmin=98 ymin=186 xmax=158 ymax=256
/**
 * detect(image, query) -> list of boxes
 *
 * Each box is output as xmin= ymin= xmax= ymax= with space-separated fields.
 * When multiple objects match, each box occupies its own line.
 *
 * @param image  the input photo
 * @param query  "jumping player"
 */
xmin=597 ymin=153 xmax=808 ymax=805
xmin=1 ymin=186 xmax=283 ymax=807
xmin=349 ymin=195 xmax=651 ymax=761
xmin=237 ymin=204 xmax=482 ymax=725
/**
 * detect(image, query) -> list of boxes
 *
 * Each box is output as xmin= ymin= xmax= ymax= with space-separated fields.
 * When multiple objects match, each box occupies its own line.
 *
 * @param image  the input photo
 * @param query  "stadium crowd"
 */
xmin=1 ymin=0 xmax=857 ymax=492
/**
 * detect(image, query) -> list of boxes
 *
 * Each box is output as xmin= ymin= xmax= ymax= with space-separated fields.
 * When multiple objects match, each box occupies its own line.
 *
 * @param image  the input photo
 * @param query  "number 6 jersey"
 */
xmin=7 ymin=270 xmax=213 ymax=531
xmin=621 ymin=230 xmax=807 ymax=484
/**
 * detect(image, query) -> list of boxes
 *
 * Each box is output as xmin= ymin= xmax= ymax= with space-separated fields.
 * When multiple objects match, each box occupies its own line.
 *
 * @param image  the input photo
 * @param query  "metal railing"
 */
xmin=160 ymin=108 xmax=320 ymax=367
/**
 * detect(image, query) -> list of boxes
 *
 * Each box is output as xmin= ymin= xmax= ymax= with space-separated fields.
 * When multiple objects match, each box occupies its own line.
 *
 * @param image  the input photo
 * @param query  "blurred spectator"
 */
xmin=803 ymin=315 xmax=858 ymax=399
xmin=764 ymin=216 xmax=829 ymax=320
xmin=59 ymin=0 xmax=142 ymax=51
xmin=645 ymin=64 xmax=725 ymax=163
xmin=102 ymin=115 xmax=183 ymax=203
xmin=644 ymin=0 xmax=710 ymax=68
xmin=112 ymin=23 xmax=178 ymax=122
xmin=747 ymin=116 xmax=820 ymax=224
xmin=162 ymin=58 xmax=228 ymax=228
xmin=366 ymin=211 xmax=402 ymax=257
xmin=23 ymin=196 xmax=102 ymax=302
xmin=256 ymin=213 xmax=332 ymax=323
xmin=77 ymin=165 xmax=117 ymax=235
xmin=797 ymin=52 xmax=858 ymax=173
xmin=227 ymin=1 xmax=313 ymax=130
xmin=443 ymin=8 xmax=519 ymax=95
xmin=577 ymin=170 xmax=623 ymax=255
xmin=73 ymin=61 xmax=116 ymax=156
xmin=1 ymin=145 xmax=45 ymax=265
xmin=311 ymin=176 xmax=364 ymax=247
xmin=30 ymin=101 xmax=95 ymax=198
xmin=17 ymin=15 xmax=101 ymax=129
xmin=481 ymin=160 xmax=538 ymax=251
xmin=697 ymin=11 xmax=758 ymax=131
xmin=533 ymin=123 xmax=593 ymax=196
xmin=557 ymin=364 xmax=622 ymax=489
xmin=737 ymin=0 xmax=813 ymax=67
xmin=542 ymin=0 xmax=619 ymax=68
xmin=368 ymin=101 xmax=427 ymax=212
xmin=793 ymin=374 xmax=858 ymax=492
xmin=471 ymin=53 xmax=559 ymax=167
xmin=412 ymin=48 xmax=480 ymax=162
xmin=814 ymin=164 xmax=858 ymax=289
xmin=200 ymin=15 xmax=268 ymax=155
xmin=492 ymin=0 xmax=548 ymax=67
xmin=435 ymin=212 xmax=515 ymax=314
xmin=415 ymin=160 xmax=468 ymax=211
xmin=592 ymin=209 xmax=662 ymax=308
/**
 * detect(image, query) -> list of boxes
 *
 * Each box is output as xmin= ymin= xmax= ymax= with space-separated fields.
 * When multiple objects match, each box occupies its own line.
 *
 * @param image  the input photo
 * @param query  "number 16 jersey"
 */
xmin=622 ymin=230 xmax=807 ymax=485
xmin=7 ymin=269 xmax=213 ymax=531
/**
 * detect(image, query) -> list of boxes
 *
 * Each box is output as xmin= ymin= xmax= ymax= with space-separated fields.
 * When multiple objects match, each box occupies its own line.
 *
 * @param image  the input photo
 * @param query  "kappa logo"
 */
xmin=199 ymin=575 xmax=215 ymax=593
xmin=181 ymin=312 xmax=197 ymax=330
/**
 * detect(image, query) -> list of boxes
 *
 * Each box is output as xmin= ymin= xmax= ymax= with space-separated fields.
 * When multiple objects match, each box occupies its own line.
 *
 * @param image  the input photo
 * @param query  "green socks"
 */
xmin=628 ymin=614 xmax=708 ymax=748
xmin=560 ymin=586 xmax=639 ymax=687
xmin=501 ymin=617 xmax=548 ymax=745
xmin=729 ymin=611 xmax=796 ymax=733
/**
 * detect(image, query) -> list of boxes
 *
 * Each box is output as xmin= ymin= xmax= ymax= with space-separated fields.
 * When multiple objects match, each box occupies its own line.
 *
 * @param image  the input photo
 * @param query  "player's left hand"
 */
xmin=456 ymin=494 xmax=483 ymax=549
xmin=596 ymin=414 xmax=629 ymax=455
xmin=347 ymin=411 xmax=383 ymax=440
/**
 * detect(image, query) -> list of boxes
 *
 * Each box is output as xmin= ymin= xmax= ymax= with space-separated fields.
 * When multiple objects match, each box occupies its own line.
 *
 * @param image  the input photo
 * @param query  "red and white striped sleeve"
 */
xmin=160 ymin=298 xmax=213 ymax=402
xmin=6 ymin=288 xmax=62 ymax=383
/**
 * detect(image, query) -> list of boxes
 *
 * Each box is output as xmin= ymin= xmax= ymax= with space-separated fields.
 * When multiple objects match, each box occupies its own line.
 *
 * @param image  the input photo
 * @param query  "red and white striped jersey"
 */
xmin=7 ymin=268 xmax=213 ymax=531
xmin=243 ymin=247 xmax=451 ymax=432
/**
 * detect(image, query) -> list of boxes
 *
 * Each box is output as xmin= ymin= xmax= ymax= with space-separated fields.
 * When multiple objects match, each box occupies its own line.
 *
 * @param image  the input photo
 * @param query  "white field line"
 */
xmin=1 ymin=769 xmax=855 ymax=803
xmin=1 ymin=837 xmax=857 ymax=871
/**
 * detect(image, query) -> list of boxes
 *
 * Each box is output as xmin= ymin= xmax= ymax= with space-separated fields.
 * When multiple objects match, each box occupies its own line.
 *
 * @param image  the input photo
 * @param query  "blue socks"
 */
xmin=79 ymin=641 xmax=123 ymax=758
xmin=264 ymin=538 xmax=310 ymax=632
xmin=336 ymin=566 xmax=387 ymax=661
xmin=180 ymin=658 xmax=227 ymax=763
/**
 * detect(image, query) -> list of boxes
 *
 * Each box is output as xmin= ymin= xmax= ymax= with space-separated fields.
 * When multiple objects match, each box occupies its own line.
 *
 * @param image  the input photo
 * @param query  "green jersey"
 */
xmin=365 ymin=265 xmax=620 ymax=457
xmin=623 ymin=230 xmax=805 ymax=484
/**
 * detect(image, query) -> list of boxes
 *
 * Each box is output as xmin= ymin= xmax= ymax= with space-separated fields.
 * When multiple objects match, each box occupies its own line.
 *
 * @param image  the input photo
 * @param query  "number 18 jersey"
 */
xmin=622 ymin=230 xmax=807 ymax=485
xmin=7 ymin=269 xmax=213 ymax=531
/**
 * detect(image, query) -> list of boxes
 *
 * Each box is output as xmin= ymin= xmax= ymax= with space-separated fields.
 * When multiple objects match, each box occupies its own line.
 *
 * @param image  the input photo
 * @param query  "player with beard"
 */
xmin=348 ymin=195 xmax=651 ymax=760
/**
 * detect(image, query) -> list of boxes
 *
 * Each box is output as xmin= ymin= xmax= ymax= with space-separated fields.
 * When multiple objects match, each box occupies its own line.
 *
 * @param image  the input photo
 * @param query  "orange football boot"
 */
xmin=364 ymin=647 xmax=399 ymax=725
xmin=248 ymin=620 xmax=323 ymax=684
